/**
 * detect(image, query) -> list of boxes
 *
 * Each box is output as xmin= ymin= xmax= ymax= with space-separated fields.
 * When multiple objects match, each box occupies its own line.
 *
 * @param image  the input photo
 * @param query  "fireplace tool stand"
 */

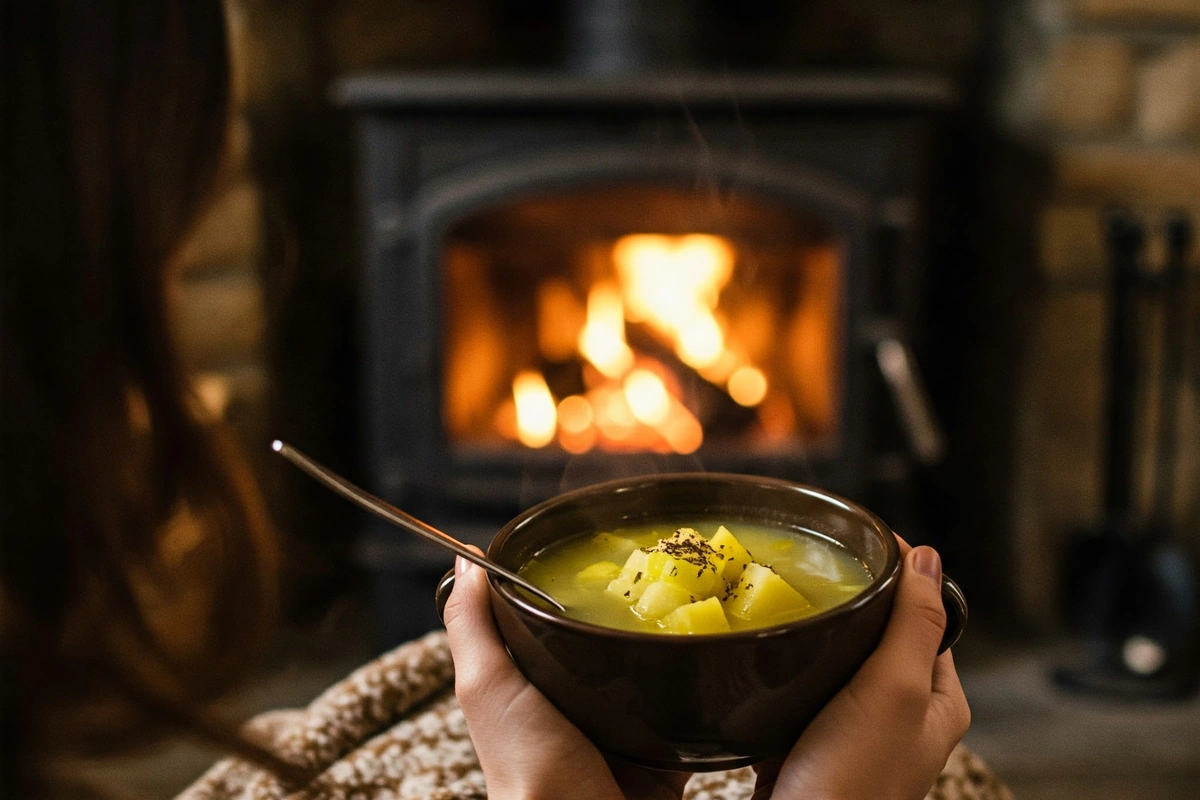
xmin=1054 ymin=209 xmax=1200 ymax=699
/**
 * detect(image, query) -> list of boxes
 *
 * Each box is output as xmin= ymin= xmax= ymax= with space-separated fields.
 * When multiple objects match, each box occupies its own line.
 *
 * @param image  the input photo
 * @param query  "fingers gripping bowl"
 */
xmin=436 ymin=473 xmax=967 ymax=772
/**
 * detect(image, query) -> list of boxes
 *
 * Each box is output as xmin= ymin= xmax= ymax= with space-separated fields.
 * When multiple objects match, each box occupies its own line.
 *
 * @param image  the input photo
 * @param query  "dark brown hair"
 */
xmin=2 ymin=0 xmax=282 ymax=793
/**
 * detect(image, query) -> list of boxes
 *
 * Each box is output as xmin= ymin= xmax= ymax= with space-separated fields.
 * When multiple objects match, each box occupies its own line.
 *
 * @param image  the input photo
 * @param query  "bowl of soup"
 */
xmin=434 ymin=473 xmax=966 ymax=772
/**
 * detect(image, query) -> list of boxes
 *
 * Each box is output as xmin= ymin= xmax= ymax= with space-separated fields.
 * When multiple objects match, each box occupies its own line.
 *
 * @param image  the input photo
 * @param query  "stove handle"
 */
xmin=875 ymin=338 xmax=946 ymax=466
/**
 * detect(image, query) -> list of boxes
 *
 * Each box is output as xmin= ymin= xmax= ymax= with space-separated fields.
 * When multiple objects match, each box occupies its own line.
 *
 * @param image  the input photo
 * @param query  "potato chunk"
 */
xmin=575 ymin=560 xmax=622 ymax=589
xmin=633 ymin=580 xmax=694 ymax=620
xmin=640 ymin=528 xmax=724 ymax=598
xmin=645 ymin=550 xmax=723 ymax=599
xmin=708 ymin=525 xmax=754 ymax=584
xmin=723 ymin=563 xmax=812 ymax=623
xmin=661 ymin=596 xmax=731 ymax=634
xmin=606 ymin=548 xmax=652 ymax=601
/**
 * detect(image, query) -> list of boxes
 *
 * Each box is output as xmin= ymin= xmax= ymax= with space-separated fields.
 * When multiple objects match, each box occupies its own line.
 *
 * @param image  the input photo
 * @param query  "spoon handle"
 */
xmin=271 ymin=441 xmax=565 ymax=612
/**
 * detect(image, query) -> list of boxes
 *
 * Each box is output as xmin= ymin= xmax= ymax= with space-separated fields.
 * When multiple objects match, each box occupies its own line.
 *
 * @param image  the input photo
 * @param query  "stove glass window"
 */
xmin=441 ymin=185 xmax=842 ymax=458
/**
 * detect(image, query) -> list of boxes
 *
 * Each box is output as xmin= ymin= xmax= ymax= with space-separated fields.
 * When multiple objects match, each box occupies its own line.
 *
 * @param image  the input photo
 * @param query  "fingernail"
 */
xmin=912 ymin=547 xmax=941 ymax=583
xmin=455 ymin=555 xmax=469 ymax=577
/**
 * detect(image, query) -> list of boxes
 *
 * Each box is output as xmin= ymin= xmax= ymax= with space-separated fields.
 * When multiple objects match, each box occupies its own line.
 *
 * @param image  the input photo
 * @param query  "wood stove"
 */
xmin=336 ymin=72 xmax=953 ymax=640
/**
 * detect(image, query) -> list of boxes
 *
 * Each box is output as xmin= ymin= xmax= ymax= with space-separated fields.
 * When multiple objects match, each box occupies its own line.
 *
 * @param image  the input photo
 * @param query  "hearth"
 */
xmin=336 ymin=72 xmax=953 ymax=640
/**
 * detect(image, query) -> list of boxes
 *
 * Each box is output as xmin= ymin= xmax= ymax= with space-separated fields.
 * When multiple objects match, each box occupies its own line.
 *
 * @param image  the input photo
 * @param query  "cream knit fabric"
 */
xmin=178 ymin=632 xmax=1011 ymax=800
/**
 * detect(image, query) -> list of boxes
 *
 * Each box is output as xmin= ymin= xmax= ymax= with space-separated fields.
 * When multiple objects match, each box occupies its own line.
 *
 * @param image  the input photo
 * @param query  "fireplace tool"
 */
xmin=1055 ymin=209 xmax=1200 ymax=698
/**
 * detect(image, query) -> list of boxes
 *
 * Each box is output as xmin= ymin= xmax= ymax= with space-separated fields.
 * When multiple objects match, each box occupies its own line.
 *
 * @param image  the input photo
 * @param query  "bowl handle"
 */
xmin=435 ymin=568 xmax=457 ymax=625
xmin=436 ymin=568 xmax=967 ymax=651
xmin=939 ymin=575 xmax=968 ymax=653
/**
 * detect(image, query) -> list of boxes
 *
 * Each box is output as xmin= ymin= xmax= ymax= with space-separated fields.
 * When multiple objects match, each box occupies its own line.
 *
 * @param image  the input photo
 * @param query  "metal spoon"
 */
xmin=271 ymin=440 xmax=565 ymax=612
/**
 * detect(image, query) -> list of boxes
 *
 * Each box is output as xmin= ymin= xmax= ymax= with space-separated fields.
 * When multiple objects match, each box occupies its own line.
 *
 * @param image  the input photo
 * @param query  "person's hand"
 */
xmin=443 ymin=550 xmax=690 ymax=800
xmin=752 ymin=540 xmax=971 ymax=800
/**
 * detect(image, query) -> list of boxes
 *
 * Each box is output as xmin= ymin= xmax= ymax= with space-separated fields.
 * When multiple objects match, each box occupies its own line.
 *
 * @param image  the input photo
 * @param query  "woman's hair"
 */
xmin=2 ymin=0 xmax=281 ymax=792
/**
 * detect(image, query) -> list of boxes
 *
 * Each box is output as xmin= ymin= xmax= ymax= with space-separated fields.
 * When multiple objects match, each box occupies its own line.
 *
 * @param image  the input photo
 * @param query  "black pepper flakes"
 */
xmin=649 ymin=528 xmax=719 ymax=570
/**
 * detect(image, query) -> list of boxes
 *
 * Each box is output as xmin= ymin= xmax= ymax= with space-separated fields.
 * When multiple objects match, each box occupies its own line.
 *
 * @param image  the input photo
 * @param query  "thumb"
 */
xmin=443 ymin=551 xmax=518 ymax=695
xmin=858 ymin=546 xmax=945 ymax=697
xmin=442 ymin=550 xmax=489 ymax=638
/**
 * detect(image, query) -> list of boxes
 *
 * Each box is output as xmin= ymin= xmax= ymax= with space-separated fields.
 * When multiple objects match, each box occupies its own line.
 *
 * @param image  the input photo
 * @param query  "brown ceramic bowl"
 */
xmin=435 ymin=472 xmax=966 ymax=772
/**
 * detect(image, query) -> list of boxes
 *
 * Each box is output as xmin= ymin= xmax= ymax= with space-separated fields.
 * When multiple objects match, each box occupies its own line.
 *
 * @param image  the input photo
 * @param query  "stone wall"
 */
xmin=996 ymin=0 xmax=1200 ymax=628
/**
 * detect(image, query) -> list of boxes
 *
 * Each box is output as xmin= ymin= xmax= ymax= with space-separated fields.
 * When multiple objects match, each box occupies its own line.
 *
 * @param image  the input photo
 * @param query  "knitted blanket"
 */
xmin=178 ymin=632 xmax=1012 ymax=800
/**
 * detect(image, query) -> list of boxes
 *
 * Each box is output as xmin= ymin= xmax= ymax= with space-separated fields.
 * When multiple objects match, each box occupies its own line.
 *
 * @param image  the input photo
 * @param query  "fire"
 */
xmin=556 ymin=395 xmax=596 ymax=453
xmin=676 ymin=313 xmax=725 ymax=369
xmin=614 ymin=234 xmax=733 ymax=325
xmin=613 ymin=233 xmax=765 ymax=393
xmin=623 ymin=368 xmax=670 ymax=426
xmin=499 ymin=233 xmax=776 ymax=454
xmin=557 ymin=394 xmax=594 ymax=434
xmin=594 ymin=385 xmax=638 ymax=443
xmin=614 ymin=234 xmax=734 ymax=371
xmin=513 ymin=370 xmax=557 ymax=448
xmin=578 ymin=282 xmax=634 ymax=378
xmin=728 ymin=365 xmax=768 ymax=407
xmin=662 ymin=401 xmax=703 ymax=454
xmin=505 ymin=368 xmax=705 ymax=455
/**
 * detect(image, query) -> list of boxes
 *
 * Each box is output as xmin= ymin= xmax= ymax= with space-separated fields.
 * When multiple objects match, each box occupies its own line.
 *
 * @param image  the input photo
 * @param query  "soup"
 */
xmin=519 ymin=521 xmax=874 ymax=634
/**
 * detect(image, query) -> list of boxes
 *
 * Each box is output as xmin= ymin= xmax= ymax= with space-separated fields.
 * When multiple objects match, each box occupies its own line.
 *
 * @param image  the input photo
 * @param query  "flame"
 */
xmin=578 ymin=282 xmax=633 ymax=378
xmin=557 ymin=394 xmax=594 ymax=435
xmin=556 ymin=393 xmax=597 ymax=454
xmin=614 ymin=234 xmax=733 ymax=326
xmin=494 ymin=232 xmax=795 ymax=454
xmin=728 ymin=365 xmax=768 ymax=407
xmin=513 ymin=370 xmax=557 ymax=448
xmin=613 ymin=233 xmax=734 ymax=373
xmin=595 ymin=385 xmax=637 ymax=441
xmin=623 ymin=369 xmax=670 ymax=426
xmin=558 ymin=399 xmax=597 ymax=452
xmin=676 ymin=313 xmax=725 ymax=369
xmin=559 ymin=427 xmax=597 ymax=454
xmin=662 ymin=399 xmax=703 ymax=454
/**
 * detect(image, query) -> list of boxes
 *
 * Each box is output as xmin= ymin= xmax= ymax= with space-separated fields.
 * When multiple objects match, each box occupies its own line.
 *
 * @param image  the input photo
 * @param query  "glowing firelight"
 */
xmin=496 ymin=233 xmax=779 ymax=454
xmin=676 ymin=313 xmax=725 ymax=369
xmin=613 ymin=233 xmax=734 ymax=374
xmin=513 ymin=370 xmax=557 ymax=448
xmin=595 ymin=386 xmax=637 ymax=441
xmin=727 ymin=365 xmax=769 ymax=407
xmin=556 ymin=394 xmax=594 ymax=435
xmin=557 ymin=395 xmax=597 ymax=454
xmin=614 ymin=234 xmax=734 ymax=325
xmin=578 ymin=282 xmax=633 ymax=378
xmin=663 ymin=402 xmax=704 ymax=454
xmin=623 ymin=369 xmax=670 ymax=426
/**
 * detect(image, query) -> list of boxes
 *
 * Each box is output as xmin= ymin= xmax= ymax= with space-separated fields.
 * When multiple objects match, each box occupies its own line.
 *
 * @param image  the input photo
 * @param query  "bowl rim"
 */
xmin=486 ymin=472 xmax=902 ymax=643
